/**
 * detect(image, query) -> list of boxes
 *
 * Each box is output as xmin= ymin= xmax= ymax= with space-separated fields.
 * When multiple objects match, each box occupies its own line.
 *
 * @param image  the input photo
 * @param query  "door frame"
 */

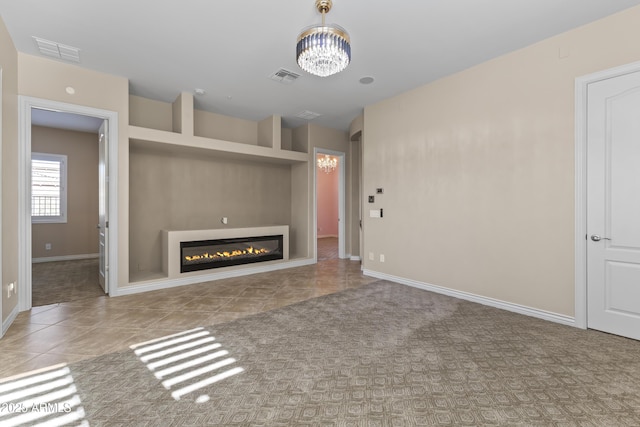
xmin=574 ymin=60 xmax=640 ymax=329
xmin=18 ymin=96 xmax=119 ymax=311
xmin=313 ymin=147 xmax=346 ymax=260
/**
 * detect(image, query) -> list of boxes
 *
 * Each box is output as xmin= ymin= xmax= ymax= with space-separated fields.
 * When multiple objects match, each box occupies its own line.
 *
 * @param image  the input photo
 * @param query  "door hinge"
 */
xmin=106 ymin=221 xmax=109 ymax=228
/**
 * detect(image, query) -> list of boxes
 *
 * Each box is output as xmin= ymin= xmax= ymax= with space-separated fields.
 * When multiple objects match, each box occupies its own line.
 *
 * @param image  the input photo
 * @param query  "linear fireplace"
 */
xmin=180 ymin=235 xmax=284 ymax=273
xmin=162 ymin=226 xmax=290 ymax=278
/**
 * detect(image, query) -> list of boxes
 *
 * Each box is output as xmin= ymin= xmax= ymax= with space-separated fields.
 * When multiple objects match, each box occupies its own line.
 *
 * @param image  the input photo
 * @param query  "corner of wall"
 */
xmin=1 ymin=15 xmax=20 ymax=326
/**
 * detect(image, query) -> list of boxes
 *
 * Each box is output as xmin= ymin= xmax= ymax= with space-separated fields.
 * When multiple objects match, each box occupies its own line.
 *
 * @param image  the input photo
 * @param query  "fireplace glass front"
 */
xmin=180 ymin=235 xmax=284 ymax=273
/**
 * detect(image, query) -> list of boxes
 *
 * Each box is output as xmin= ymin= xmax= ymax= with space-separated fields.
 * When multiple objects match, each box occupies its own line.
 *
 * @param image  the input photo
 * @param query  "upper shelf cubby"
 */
xmin=128 ymin=93 xmax=308 ymax=162
xmin=129 ymin=126 xmax=307 ymax=164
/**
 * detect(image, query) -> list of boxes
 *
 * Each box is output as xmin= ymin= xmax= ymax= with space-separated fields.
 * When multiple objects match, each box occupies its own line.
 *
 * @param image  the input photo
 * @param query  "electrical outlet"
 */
xmin=45 ymin=243 xmax=52 ymax=250
xmin=379 ymin=254 xmax=385 ymax=262
xmin=369 ymin=252 xmax=374 ymax=261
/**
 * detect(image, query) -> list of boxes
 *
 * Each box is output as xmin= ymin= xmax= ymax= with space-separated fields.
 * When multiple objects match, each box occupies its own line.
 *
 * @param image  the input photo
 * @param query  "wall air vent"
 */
xmin=295 ymin=110 xmax=321 ymax=120
xmin=269 ymin=68 xmax=300 ymax=84
xmin=33 ymin=37 xmax=81 ymax=62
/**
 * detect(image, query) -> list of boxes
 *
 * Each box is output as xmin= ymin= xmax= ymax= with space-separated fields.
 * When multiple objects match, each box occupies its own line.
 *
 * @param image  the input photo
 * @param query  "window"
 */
xmin=32 ymin=152 xmax=67 ymax=223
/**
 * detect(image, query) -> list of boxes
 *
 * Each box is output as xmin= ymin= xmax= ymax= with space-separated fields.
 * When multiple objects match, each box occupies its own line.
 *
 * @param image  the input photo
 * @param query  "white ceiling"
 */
xmin=2 ymin=0 xmax=640 ymax=131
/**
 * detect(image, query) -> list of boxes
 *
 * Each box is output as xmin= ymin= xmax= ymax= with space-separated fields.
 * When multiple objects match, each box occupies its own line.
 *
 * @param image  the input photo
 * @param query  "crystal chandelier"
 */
xmin=317 ymin=154 xmax=338 ymax=173
xmin=296 ymin=0 xmax=351 ymax=78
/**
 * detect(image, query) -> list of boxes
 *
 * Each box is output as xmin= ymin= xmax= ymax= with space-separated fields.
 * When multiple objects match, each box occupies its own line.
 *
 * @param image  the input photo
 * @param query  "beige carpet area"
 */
xmin=1 ymin=281 xmax=639 ymax=426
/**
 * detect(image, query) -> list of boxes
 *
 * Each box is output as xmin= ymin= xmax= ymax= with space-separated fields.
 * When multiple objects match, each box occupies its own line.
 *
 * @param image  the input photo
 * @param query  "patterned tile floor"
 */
xmin=0 ymin=239 xmax=368 ymax=379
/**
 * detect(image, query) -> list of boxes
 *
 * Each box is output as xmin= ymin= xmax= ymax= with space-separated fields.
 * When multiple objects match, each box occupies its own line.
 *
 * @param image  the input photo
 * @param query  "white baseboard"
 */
xmin=32 ymin=253 xmax=99 ymax=264
xmin=113 ymin=258 xmax=317 ymax=297
xmin=350 ymin=256 xmax=361 ymax=261
xmin=362 ymin=269 xmax=576 ymax=327
xmin=2 ymin=304 xmax=20 ymax=339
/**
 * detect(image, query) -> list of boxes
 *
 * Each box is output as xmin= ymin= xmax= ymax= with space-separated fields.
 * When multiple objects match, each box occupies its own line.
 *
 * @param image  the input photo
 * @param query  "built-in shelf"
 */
xmin=127 ymin=92 xmax=312 ymax=291
xmin=129 ymin=125 xmax=308 ymax=164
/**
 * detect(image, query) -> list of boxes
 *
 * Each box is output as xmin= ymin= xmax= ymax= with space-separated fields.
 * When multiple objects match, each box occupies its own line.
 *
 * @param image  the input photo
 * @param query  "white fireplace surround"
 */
xmin=162 ymin=226 xmax=290 ymax=279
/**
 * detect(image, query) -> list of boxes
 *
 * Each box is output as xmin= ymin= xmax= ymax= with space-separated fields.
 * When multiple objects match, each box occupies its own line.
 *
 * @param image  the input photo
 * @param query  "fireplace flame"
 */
xmin=185 ymin=246 xmax=269 ymax=262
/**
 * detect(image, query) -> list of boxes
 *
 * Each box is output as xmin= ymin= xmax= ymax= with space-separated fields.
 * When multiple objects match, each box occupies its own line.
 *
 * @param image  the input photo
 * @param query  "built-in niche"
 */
xmin=128 ymin=141 xmax=294 ymax=282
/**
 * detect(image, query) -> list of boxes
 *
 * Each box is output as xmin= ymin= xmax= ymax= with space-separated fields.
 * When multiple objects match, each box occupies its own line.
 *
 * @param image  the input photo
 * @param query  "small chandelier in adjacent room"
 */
xmin=317 ymin=154 xmax=338 ymax=173
xmin=296 ymin=0 xmax=351 ymax=77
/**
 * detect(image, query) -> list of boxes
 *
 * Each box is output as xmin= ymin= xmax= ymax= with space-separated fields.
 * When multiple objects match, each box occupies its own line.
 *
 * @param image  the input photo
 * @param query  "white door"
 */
xmin=587 ymin=70 xmax=640 ymax=340
xmin=98 ymin=120 xmax=108 ymax=293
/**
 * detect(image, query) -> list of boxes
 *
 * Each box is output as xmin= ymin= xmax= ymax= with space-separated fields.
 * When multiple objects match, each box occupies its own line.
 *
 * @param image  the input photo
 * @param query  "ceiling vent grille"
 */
xmin=269 ymin=68 xmax=300 ymax=84
xmin=33 ymin=37 xmax=81 ymax=62
xmin=295 ymin=110 xmax=321 ymax=120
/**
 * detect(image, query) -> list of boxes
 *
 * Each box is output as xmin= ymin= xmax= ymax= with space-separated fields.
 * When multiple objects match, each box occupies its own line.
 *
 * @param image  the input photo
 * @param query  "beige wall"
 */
xmin=129 ymin=95 xmax=172 ymax=131
xmin=348 ymin=137 xmax=361 ymax=258
xmin=194 ymin=110 xmax=258 ymax=145
xmin=18 ymin=53 xmax=130 ymax=287
xmin=349 ymin=115 xmax=363 ymax=259
xmin=290 ymin=126 xmax=310 ymax=257
xmin=31 ymin=126 xmax=99 ymax=259
xmin=129 ymin=144 xmax=292 ymax=278
xmin=1 ymin=17 xmax=19 ymax=325
xmin=363 ymin=6 xmax=640 ymax=317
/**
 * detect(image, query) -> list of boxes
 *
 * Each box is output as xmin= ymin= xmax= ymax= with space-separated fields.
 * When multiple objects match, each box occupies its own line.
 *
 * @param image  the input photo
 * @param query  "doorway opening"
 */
xmin=18 ymin=97 xmax=118 ymax=311
xmin=30 ymin=109 xmax=104 ymax=306
xmin=314 ymin=148 xmax=345 ymax=262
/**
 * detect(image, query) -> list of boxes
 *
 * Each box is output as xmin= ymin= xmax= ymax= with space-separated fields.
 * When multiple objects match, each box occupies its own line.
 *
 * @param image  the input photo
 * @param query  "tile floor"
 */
xmin=0 ymin=239 xmax=373 ymax=379
xmin=32 ymin=258 xmax=105 ymax=307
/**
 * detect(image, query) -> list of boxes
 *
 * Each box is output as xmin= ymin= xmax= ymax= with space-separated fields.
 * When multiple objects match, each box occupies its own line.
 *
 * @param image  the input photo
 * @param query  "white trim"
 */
xmin=313 ymin=148 xmax=346 ymax=261
xmin=349 ymin=256 xmax=361 ymax=262
xmin=317 ymin=234 xmax=338 ymax=239
xmin=574 ymin=60 xmax=640 ymax=330
xmin=32 ymin=253 xmax=99 ymax=264
xmin=2 ymin=305 xmax=19 ymax=338
xmin=18 ymin=96 xmax=119 ymax=311
xmin=363 ymin=269 xmax=576 ymax=327
xmin=114 ymin=258 xmax=315 ymax=297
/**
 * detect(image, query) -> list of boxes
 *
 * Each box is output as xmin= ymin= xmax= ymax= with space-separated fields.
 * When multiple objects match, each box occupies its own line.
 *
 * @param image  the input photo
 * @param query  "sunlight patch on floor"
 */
xmin=0 ymin=363 xmax=88 ymax=427
xmin=130 ymin=327 xmax=244 ymax=402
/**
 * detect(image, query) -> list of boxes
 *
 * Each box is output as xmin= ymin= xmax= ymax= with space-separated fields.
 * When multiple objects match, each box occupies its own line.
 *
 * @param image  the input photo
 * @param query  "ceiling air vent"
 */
xmin=295 ymin=110 xmax=321 ymax=120
xmin=33 ymin=37 xmax=81 ymax=62
xmin=270 ymin=68 xmax=300 ymax=85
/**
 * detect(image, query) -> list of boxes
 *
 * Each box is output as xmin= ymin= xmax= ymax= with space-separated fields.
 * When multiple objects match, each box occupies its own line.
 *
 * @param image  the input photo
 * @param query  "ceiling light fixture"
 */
xmin=296 ymin=0 xmax=351 ymax=78
xmin=317 ymin=154 xmax=338 ymax=173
